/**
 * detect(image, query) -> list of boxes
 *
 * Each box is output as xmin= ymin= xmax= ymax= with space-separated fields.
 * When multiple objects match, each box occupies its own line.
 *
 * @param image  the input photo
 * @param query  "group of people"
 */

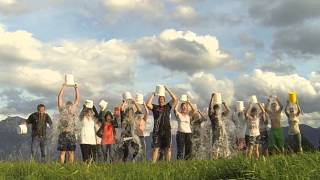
xmin=23 ymin=83 xmax=303 ymax=164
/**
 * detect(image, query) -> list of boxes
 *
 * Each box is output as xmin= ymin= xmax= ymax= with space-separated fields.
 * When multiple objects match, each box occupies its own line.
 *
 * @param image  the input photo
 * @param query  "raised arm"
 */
xmin=174 ymin=100 xmax=179 ymax=115
xmin=74 ymin=84 xmax=80 ymax=106
xmin=258 ymin=103 xmax=265 ymax=114
xmin=276 ymin=97 xmax=283 ymax=111
xmin=284 ymin=101 xmax=290 ymax=117
xmin=165 ymin=86 xmax=177 ymax=107
xmin=208 ymin=93 xmax=215 ymax=116
xmin=222 ymin=101 xmax=230 ymax=116
xmin=246 ymin=104 xmax=253 ymax=120
xmin=133 ymin=101 xmax=142 ymax=113
xmin=143 ymin=103 xmax=149 ymax=122
xmin=296 ymin=104 xmax=301 ymax=116
xmin=58 ymin=84 xmax=66 ymax=109
xmin=146 ymin=93 xmax=155 ymax=110
xmin=188 ymin=101 xmax=196 ymax=115
xmin=265 ymin=96 xmax=271 ymax=113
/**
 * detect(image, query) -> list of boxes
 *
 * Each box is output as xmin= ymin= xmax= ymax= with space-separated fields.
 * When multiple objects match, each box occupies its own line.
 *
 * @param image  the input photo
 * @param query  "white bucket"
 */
xmin=85 ymin=100 xmax=94 ymax=109
xmin=135 ymin=93 xmax=144 ymax=105
xmin=180 ymin=94 xmax=188 ymax=102
xmin=99 ymin=100 xmax=108 ymax=111
xmin=123 ymin=91 xmax=133 ymax=100
xmin=236 ymin=101 xmax=244 ymax=112
xmin=65 ymin=74 xmax=76 ymax=87
xmin=155 ymin=85 xmax=165 ymax=97
xmin=249 ymin=95 xmax=258 ymax=104
xmin=17 ymin=124 xmax=28 ymax=135
xmin=213 ymin=92 xmax=222 ymax=104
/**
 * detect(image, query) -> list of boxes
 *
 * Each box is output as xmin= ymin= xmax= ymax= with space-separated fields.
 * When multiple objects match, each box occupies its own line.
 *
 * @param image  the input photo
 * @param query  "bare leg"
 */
xmin=59 ymin=151 xmax=66 ymax=165
xmin=152 ymin=148 xmax=159 ymax=163
xmin=69 ymin=151 xmax=75 ymax=164
xmin=254 ymin=145 xmax=259 ymax=159
xmin=247 ymin=146 xmax=253 ymax=159
xmin=165 ymin=147 xmax=171 ymax=161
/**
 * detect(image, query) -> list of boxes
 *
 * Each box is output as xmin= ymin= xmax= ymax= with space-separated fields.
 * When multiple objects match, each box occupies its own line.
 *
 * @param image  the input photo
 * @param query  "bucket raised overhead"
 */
xmin=85 ymin=100 xmax=94 ymax=109
xmin=155 ymin=85 xmax=165 ymax=97
xmin=135 ymin=93 xmax=144 ymax=105
xmin=236 ymin=101 xmax=244 ymax=112
xmin=213 ymin=92 xmax=222 ymax=104
xmin=123 ymin=91 xmax=133 ymax=100
xmin=180 ymin=94 xmax=188 ymax=102
xmin=17 ymin=124 xmax=28 ymax=135
xmin=288 ymin=91 xmax=297 ymax=104
xmin=65 ymin=74 xmax=76 ymax=87
xmin=99 ymin=100 xmax=108 ymax=111
xmin=249 ymin=95 xmax=258 ymax=104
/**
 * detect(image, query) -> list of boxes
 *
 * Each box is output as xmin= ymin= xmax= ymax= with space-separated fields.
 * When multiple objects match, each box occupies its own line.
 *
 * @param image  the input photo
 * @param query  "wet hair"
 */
xmin=37 ymin=104 xmax=45 ymax=111
xmin=180 ymin=102 xmax=187 ymax=109
xmin=66 ymin=101 xmax=73 ymax=106
xmin=104 ymin=111 xmax=113 ymax=119
xmin=251 ymin=107 xmax=257 ymax=113
xmin=158 ymin=96 xmax=165 ymax=104
xmin=213 ymin=104 xmax=220 ymax=110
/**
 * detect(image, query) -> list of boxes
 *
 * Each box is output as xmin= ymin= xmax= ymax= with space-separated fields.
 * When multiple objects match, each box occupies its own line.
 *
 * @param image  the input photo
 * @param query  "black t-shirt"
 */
xmin=152 ymin=103 xmax=172 ymax=134
xmin=27 ymin=112 xmax=52 ymax=137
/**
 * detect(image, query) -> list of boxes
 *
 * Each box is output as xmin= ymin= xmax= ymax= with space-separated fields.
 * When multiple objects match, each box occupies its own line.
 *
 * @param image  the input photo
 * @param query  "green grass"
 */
xmin=1 ymin=153 xmax=320 ymax=180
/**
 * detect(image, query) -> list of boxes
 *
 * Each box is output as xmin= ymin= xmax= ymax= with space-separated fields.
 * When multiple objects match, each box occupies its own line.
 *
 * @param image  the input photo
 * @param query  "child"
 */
xmin=246 ymin=103 xmax=264 ymax=159
xmin=134 ymin=103 xmax=149 ymax=161
xmin=97 ymin=111 xmax=116 ymax=163
xmin=285 ymin=101 xmax=302 ymax=153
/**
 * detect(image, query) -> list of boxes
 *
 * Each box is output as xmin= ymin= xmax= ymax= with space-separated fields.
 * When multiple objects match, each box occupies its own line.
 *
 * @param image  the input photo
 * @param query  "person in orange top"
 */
xmin=97 ymin=111 xmax=116 ymax=163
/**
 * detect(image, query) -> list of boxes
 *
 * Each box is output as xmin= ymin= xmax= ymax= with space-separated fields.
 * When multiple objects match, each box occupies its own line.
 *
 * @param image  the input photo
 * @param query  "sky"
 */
xmin=0 ymin=0 xmax=320 ymax=127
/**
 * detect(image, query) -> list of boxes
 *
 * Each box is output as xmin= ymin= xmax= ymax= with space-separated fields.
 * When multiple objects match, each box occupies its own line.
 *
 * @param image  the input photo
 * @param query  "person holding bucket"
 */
xmin=57 ymin=83 xmax=80 ymax=164
xmin=265 ymin=96 xmax=284 ymax=154
xmin=174 ymin=96 xmax=196 ymax=160
xmin=232 ymin=101 xmax=247 ymax=151
xmin=24 ymin=104 xmax=52 ymax=162
xmin=146 ymin=85 xmax=177 ymax=163
xmin=285 ymin=92 xmax=303 ymax=153
xmin=208 ymin=93 xmax=230 ymax=159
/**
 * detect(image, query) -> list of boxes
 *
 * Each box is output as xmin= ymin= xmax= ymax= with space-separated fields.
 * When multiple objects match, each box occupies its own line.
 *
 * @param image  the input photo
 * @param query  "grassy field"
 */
xmin=1 ymin=153 xmax=320 ymax=180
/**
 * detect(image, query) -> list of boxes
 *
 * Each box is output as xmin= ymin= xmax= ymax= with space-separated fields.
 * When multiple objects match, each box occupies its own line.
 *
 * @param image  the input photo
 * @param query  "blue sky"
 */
xmin=0 ymin=0 xmax=320 ymax=127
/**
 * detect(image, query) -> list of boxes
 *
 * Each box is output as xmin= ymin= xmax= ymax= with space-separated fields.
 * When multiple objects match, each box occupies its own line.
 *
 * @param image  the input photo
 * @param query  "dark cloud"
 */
xmin=272 ymin=25 xmax=320 ymax=56
xmin=248 ymin=0 xmax=320 ymax=27
xmin=260 ymin=60 xmax=296 ymax=74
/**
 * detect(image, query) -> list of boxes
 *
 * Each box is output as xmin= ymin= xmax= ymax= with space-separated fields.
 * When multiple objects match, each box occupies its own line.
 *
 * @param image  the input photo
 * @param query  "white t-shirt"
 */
xmin=80 ymin=116 xmax=97 ymax=145
xmin=176 ymin=112 xmax=192 ymax=133
xmin=247 ymin=116 xmax=260 ymax=136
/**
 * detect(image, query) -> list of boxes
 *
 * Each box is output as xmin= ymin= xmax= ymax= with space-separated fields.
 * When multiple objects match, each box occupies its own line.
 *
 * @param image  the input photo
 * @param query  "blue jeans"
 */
xmin=102 ymin=144 xmax=113 ymax=163
xmin=31 ymin=136 xmax=46 ymax=161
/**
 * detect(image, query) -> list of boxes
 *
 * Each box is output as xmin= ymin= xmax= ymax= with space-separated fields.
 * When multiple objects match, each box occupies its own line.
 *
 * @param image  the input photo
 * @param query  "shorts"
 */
xmin=288 ymin=133 xmax=302 ymax=153
xmin=259 ymin=130 xmax=268 ymax=150
xmin=245 ymin=135 xmax=260 ymax=146
xmin=152 ymin=130 xmax=171 ymax=149
xmin=57 ymin=132 xmax=76 ymax=151
xmin=268 ymin=128 xmax=285 ymax=150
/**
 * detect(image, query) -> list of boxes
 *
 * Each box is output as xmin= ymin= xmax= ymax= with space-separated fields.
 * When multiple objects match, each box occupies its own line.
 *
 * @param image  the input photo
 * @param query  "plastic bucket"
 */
xmin=65 ymin=74 xmax=75 ymax=87
xmin=236 ymin=101 xmax=244 ymax=112
xmin=99 ymin=100 xmax=108 ymax=111
xmin=135 ymin=93 xmax=144 ymax=105
xmin=123 ymin=91 xmax=133 ymax=100
xmin=155 ymin=85 xmax=165 ymax=97
xmin=85 ymin=100 xmax=94 ymax=109
xmin=17 ymin=124 xmax=27 ymax=135
xmin=213 ymin=92 xmax=222 ymax=104
xmin=288 ymin=91 xmax=297 ymax=104
xmin=180 ymin=94 xmax=188 ymax=102
xmin=249 ymin=95 xmax=258 ymax=104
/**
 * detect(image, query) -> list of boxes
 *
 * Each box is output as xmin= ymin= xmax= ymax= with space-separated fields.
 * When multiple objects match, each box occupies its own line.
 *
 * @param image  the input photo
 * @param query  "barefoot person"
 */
xmin=174 ymin=100 xmax=196 ymax=160
xmin=266 ymin=96 xmax=284 ymax=153
xmin=246 ymin=103 xmax=265 ymax=159
xmin=57 ymin=84 xmax=80 ymax=164
xmin=147 ymin=86 xmax=177 ymax=163
xmin=25 ymin=104 xmax=52 ymax=162
xmin=134 ymin=102 xmax=149 ymax=161
xmin=285 ymin=101 xmax=303 ymax=153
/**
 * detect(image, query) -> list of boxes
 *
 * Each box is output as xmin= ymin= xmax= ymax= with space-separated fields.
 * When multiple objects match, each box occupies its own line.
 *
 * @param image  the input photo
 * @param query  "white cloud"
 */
xmin=135 ymin=29 xmax=232 ymax=74
xmin=173 ymin=5 xmax=197 ymax=22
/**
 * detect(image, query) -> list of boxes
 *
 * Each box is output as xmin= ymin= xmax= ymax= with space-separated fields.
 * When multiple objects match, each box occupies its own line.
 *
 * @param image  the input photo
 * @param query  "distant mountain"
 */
xmin=283 ymin=124 xmax=320 ymax=148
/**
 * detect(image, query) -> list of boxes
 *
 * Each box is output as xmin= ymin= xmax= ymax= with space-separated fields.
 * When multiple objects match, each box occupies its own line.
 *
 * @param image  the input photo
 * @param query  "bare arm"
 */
xmin=296 ymin=104 xmax=301 ymax=116
xmin=258 ymin=103 xmax=265 ymax=114
xmin=74 ymin=84 xmax=80 ymax=106
xmin=165 ymin=86 xmax=177 ymax=107
xmin=143 ymin=103 xmax=149 ymax=122
xmin=58 ymin=85 xmax=66 ymax=109
xmin=222 ymin=102 xmax=230 ymax=116
xmin=284 ymin=101 xmax=290 ymax=117
xmin=188 ymin=101 xmax=196 ymax=115
xmin=146 ymin=93 xmax=155 ymax=110
xmin=265 ymin=97 xmax=271 ymax=113
xmin=277 ymin=97 xmax=283 ymax=111
xmin=134 ymin=101 xmax=142 ymax=113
